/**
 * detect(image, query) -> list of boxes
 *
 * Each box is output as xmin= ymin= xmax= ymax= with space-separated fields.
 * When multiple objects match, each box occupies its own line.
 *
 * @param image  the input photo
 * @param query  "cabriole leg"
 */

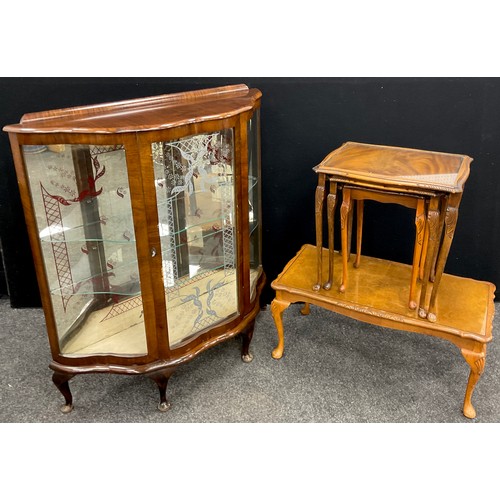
xmin=409 ymin=199 xmax=425 ymax=310
xmin=353 ymin=199 xmax=364 ymax=269
xmin=324 ymin=180 xmax=337 ymax=290
xmin=300 ymin=302 xmax=311 ymax=315
xmin=418 ymin=197 xmax=440 ymax=318
xmin=427 ymin=193 xmax=462 ymax=322
xmin=419 ymin=216 xmax=430 ymax=281
xmin=148 ymin=369 xmax=175 ymax=412
xmin=430 ymin=195 xmax=447 ymax=282
xmin=241 ymin=319 xmax=256 ymax=363
xmin=461 ymin=345 xmax=486 ymax=419
xmin=271 ymin=298 xmax=290 ymax=359
xmin=347 ymin=199 xmax=354 ymax=262
xmin=313 ymin=174 xmax=326 ymax=291
xmin=52 ymin=371 xmax=75 ymax=414
xmin=340 ymin=188 xmax=352 ymax=293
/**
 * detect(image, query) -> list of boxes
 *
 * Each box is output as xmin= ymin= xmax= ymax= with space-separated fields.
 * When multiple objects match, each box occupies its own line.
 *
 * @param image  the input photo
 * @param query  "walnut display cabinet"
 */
xmin=3 ymin=84 xmax=265 ymax=413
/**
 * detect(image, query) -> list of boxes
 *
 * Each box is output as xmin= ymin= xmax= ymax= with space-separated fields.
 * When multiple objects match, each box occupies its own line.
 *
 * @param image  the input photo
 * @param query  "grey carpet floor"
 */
xmin=1 ymin=296 xmax=499 ymax=423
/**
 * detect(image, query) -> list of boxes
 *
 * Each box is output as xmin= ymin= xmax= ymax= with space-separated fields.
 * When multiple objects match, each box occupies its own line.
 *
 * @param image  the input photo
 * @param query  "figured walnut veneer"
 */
xmin=4 ymin=84 xmax=261 ymax=135
xmin=315 ymin=141 xmax=471 ymax=194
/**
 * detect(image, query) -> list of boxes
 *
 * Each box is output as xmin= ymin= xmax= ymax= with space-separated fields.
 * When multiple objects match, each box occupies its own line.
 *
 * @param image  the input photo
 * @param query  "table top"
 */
xmin=272 ymin=245 xmax=495 ymax=342
xmin=314 ymin=142 xmax=472 ymax=193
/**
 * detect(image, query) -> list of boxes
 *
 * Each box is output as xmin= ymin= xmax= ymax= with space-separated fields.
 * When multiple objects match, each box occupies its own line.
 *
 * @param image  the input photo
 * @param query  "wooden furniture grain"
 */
xmin=339 ymin=185 xmax=427 ymax=309
xmin=271 ymin=245 xmax=495 ymax=419
xmin=3 ymin=84 xmax=265 ymax=413
xmin=313 ymin=142 xmax=472 ymax=322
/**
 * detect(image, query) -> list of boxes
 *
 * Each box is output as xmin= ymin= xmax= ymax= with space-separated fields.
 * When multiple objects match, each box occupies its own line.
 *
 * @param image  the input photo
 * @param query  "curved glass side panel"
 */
xmin=152 ymin=130 xmax=238 ymax=348
xmin=248 ymin=110 xmax=262 ymax=300
xmin=22 ymin=144 xmax=147 ymax=356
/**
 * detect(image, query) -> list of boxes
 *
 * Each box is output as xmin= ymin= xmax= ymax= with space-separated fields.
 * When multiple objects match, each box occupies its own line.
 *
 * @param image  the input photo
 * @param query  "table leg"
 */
xmin=430 ymin=195 xmax=447 ymax=282
xmin=347 ymin=200 xmax=354 ymax=262
xmin=353 ymin=200 xmax=364 ymax=268
xmin=324 ymin=180 xmax=338 ymax=290
xmin=427 ymin=193 xmax=462 ymax=322
xmin=300 ymin=303 xmax=311 ymax=315
xmin=409 ymin=198 xmax=426 ymax=310
xmin=419 ymin=212 xmax=430 ymax=281
xmin=340 ymin=188 xmax=352 ymax=293
xmin=418 ymin=197 xmax=440 ymax=318
xmin=461 ymin=344 xmax=486 ymax=419
xmin=313 ymin=173 xmax=326 ymax=291
xmin=271 ymin=298 xmax=290 ymax=359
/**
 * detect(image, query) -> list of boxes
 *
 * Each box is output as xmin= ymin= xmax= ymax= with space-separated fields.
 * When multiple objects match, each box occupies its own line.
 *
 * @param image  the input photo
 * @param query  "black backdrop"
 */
xmin=1 ymin=77 xmax=499 ymax=307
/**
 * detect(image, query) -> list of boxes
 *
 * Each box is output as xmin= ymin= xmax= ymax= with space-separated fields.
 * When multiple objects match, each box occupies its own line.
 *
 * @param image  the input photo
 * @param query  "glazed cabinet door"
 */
xmin=247 ymin=109 xmax=263 ymax=301
xmin=19 ymin=142 xmax=149 ymax=357
xmin=149 ymin=127 xmax=240 ymax=349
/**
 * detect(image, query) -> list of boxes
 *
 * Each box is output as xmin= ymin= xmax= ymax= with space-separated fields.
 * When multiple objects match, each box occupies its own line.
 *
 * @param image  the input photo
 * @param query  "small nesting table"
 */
xmin=313 ymin=141 xmax=472 ymax=322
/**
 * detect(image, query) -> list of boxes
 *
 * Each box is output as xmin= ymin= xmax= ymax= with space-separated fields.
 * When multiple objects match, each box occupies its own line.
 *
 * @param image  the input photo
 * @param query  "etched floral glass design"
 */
xmin=22 ymin=144 xmax=147 ymax=356
xmin=152 ymin=129 xmax=238 ymax=348
xmin=248 ymin=110 xmax=262 ymax=300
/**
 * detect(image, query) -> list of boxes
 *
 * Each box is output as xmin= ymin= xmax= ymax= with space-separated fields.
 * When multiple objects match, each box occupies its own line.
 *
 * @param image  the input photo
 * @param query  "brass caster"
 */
xmin=157 ymin=401 xmax=171 ymax=412
xmin=409 ymin=300 xmax=417 ymax=310
xmin=60 ymin=404 xmax=74 ymax=414
xmin=242 ymin=353 xmax=254 ymax=363
xmin=418 ymin=308 xmax=427 ymax=319
xmin=339 ymin=284 xmax=346 ymax=293
xmin=323 ymin=282 xmax=332 ymax=291
xmin=312 ymin=284 xmax=321 ymax=292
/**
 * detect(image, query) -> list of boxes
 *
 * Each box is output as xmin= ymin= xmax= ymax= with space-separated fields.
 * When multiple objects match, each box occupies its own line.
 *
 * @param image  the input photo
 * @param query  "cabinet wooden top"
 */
xmin=314 ymin=141 xmax=472 ymax=193
xmin=3 ymin=84 xmax=261 ymax=135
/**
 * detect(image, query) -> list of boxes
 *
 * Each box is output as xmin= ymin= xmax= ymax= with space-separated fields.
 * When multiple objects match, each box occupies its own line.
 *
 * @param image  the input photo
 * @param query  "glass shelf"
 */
xmin=160 ymin=225 xmax=229 ymax=250
xmin=48 ymin=257 xmax=141 ymax=297
xmin=51 ymin=288 xmax=142 ymax=298
xmin=41 ymin=236 xmax=137 ymax=244
xmin=155 ymin=182 xmax=235 ymax=207
xmin=39 ymin=210 xmax=136 ymax=244
xmin=158 ymin=214 xmax=227 ymax=239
